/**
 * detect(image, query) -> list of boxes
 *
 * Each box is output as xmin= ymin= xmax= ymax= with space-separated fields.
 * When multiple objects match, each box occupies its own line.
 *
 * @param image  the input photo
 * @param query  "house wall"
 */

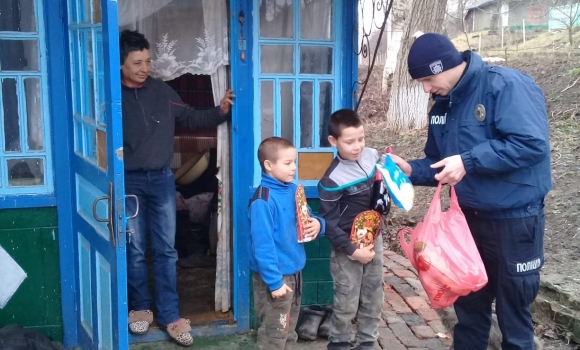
xmin=0 ymin=208 xmax=62 ymax=342
xmin=471 ymin=8 xmax=494 ymax=31
xmin=508 ymin=3 xmax=549 ymax=29
xmin=470 ymin=2 xmax=550 ymax=32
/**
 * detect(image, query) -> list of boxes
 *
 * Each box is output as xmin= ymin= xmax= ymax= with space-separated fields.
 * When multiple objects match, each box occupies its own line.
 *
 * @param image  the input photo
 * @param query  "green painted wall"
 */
xmin=250 ymin=199 xmax=333 ymax=329
xmin=0 ymin=207 xmax=63 ymax=342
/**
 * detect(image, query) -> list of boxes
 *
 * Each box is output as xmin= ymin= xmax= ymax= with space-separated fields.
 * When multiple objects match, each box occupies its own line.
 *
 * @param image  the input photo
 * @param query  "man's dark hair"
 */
xmin=328 ymin=109 xmax=363 ymax=139
xmin=257 ymin=137 xmax=295 ymax=172
xmin=120 ymin=29 xmax=150 ymax=64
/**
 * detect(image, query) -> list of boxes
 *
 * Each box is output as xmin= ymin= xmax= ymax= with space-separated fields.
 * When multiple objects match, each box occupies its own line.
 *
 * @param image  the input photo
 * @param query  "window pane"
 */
xmin=24 ymin=78 xmax=43 ymax=151
xmin=80 ymin=30 xmax=95 ymax=119
xmin=319 ymin=82 xmax=333 ymax=147
xmin=280 ymin=81 xmax=293 ymax=143
xmin=2 ymin=78 xmax=20 ymax=152
xmin=0 ymin=40 xmax=39 ymax=71
xmin=68 ymin=0 xmax=79 ymax=23
xmin=300 ymin=46 xmax=332 ymax=74
xmin=261 ymin=45 xmax=294 ymax=74
xmin=260 ymin=0 xmax=293 ymax=38
xmin=70 ymin=30 xmax=94 ymax=119
xmin=260 ymin=81 xmax=273 ymax=141
xmin=97 ymin=129 xmax=107 ymax=170
xmin=84 ymin=125 xmax=96 ymax=160
xmin=7 ymin=158 xmax=44 ymax=186
xmin=70 ymin=31 xmax=82 ymax=116
xmin=93 ymin=0 xmax=102 ymax=24
xmin=95 ymin=30 xmax=105 ymax=125
xmin=0 ymin=0 xmax=37 ymax=32
xmin=74 ymin=120 xmax=83 ymax=153
xmin=299 ymin=81 xmax=312 ymax=148
xmin=300 ymin=0 xmax=332 ymax=40
xmin=80 ymin=0 xmax=91 ymax=24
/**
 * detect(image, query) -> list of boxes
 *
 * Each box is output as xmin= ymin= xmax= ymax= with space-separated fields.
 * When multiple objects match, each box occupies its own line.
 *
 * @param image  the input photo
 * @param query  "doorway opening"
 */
xmin=118 ymin=0 xmax=234 ymax=332
xmin=166 ymin=73 xmax=233 ymax=327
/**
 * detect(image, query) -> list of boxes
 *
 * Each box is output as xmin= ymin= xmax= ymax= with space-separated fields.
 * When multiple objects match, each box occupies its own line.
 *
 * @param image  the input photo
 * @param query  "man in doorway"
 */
xmin=119 ymin=29 xmax=234 ymax=347
xmin=390 ymin=33 xmax=551 ymax=349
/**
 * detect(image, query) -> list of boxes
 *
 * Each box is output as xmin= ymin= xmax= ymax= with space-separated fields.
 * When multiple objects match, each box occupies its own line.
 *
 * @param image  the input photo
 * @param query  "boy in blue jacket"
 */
xmin=248 ymin=136 xmax=325 ymax=350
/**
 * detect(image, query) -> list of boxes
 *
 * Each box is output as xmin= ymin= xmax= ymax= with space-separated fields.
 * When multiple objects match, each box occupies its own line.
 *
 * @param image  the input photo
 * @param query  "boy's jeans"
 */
xmin=328 ymin=236 xmax=383 ymax=349
xmin=253 ymin=272 xmax=302 ymax=350
xmin=125 ymin=167 xmax=180 ymax=327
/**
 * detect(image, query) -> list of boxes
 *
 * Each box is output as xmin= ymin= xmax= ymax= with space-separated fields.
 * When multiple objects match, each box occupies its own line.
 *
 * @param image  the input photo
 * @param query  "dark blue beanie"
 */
xmin=407 ymin=33 xmax=463 ymax=80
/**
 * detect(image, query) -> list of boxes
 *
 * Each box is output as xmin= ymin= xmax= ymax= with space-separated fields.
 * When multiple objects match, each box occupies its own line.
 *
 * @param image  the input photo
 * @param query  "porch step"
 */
xmin=533 ymin=274 xmax=580 ymax=343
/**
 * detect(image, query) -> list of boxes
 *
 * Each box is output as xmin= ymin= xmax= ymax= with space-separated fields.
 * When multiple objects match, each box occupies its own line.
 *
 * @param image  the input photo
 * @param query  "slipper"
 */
xmin=128 ymin=310 xmax=153 ymax=335
xmin=165 ymin=318 xmax=193 ymax=347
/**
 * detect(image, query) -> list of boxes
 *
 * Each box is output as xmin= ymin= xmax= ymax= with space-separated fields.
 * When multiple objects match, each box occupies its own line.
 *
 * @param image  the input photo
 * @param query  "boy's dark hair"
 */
xmin=257 ymin=137 xmax=295 ymax=172
xmin=328 ymin=109 xmax=363 ymax=139
xmin=120 ymin=29 xmax=150 ymax=64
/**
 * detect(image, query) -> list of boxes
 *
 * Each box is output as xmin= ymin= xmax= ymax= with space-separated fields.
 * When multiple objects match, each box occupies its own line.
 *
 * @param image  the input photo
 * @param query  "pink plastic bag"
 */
xmin=398 ymin=183 xmax=488 ymax=309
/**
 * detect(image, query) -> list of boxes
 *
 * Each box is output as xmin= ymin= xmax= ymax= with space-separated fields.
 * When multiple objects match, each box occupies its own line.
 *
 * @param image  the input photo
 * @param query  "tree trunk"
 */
xmin=386 ymin=0 xmax=448 ymax=131
xmin=382 ymin=0 xmax=409 ymax=92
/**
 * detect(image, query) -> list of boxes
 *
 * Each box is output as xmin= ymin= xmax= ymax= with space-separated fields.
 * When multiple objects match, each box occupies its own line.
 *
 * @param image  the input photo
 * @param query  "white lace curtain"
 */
xmin=119 ymin=0 xmax=229 ymax=79
xmin=119 ymin=0 xmax=232 ymax=312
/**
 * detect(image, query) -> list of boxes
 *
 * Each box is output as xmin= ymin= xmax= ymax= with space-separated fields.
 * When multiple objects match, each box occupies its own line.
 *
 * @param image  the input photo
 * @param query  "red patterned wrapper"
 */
xmin=350 ymin=210 xmax=381 ymax=249
xmin=296 ymin=184 xmax=311 ymax=243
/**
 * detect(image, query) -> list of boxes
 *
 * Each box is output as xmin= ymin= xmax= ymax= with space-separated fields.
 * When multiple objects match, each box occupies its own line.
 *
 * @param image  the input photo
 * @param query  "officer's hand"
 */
xmin=389 ymin=154 xmax=412 ymax=177
xmin=431 ymin=155 xmax=466 ymax=186
xmin=219 ymin=89 xmax=235 ymax=115
xmin=271 ymin=284 xmax=293 ymax=299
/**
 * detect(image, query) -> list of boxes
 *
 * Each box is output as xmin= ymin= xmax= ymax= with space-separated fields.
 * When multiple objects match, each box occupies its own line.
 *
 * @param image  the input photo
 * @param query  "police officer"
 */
xmin=391 ymin=33 xmax=552 ymax=350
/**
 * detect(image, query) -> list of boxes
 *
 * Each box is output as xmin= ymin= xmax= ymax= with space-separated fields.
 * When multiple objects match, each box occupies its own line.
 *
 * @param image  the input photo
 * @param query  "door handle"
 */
xmin=125 ymin=194 xmax=140 ymax=219
xmin=92 ymin=183 xmax=116 ymax=247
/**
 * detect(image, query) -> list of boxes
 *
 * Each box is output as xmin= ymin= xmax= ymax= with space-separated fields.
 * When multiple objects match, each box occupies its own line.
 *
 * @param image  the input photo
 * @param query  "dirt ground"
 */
xmin=358 ymin=53 xmax=580 ymax=349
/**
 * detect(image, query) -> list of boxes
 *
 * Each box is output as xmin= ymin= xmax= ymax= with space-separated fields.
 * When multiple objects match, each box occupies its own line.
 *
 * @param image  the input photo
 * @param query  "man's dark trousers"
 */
xmin=453 ymin=207 xmax=544 ymax=350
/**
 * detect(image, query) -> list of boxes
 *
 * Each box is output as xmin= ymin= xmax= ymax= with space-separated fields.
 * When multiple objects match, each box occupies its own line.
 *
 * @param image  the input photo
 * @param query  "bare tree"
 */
xmin=385 ymin=0 xmax=448 ymax=131
xmin=548 ymin=0 xmax=580 ymax=47
xmin=381 ymin=0 xmax=410 ymax=92
xmin=444 ymin=0 xmax=476 ymax=46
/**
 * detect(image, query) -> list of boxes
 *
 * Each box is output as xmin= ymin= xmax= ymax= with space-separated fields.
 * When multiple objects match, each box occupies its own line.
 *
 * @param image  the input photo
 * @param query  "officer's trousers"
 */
xmin=453 ymin=209 xmax=544 ymax=350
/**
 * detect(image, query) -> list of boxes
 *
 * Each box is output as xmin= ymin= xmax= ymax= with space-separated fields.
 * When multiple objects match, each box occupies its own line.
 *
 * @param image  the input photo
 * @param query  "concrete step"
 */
xmin=533 ymin=275 xmax=580 ymax=343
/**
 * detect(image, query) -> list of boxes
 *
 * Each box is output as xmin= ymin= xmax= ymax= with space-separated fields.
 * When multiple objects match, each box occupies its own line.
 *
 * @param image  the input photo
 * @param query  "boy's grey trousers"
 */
xmin=253 ymin=272 xmax=302 ymax=350
xmin=328 ymin=237 xmax=384 ymax=349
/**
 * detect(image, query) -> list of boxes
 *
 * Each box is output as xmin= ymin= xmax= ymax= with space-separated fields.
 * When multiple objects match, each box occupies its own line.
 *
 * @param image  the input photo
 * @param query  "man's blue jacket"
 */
xmin=409 ymin=51 xmax=552 ymax=218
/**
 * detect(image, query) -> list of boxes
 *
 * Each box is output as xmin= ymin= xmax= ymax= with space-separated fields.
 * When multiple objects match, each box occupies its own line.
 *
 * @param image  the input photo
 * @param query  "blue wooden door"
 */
xmin=66 ymin=0 xmax=129 ymax=349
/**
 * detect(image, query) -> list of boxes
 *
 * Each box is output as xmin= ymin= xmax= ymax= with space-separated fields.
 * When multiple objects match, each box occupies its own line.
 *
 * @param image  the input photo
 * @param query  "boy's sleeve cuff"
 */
xmin=316 ymin=217 xmax=326 ymax=236
xmin=268 ymin=279 xmax=284 ymax=292
xmin=345 ymin=243 xmax=357 ymax=256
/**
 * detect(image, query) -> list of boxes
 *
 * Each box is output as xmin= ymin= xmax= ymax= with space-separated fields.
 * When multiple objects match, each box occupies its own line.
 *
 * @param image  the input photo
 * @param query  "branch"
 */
xmin=355 ymin=0 xmax=394 ymax=112
xmin=469 ymin=0 xmax=540 ymax=16
xmin=560 ymin=77 xmax=580 ymax=93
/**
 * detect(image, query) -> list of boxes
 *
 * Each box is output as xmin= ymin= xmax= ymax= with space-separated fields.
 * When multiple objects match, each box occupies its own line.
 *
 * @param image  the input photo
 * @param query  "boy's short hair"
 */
xmin=257 ymin=137 xmax=295 ymax=172
xmin=120 ymin=29 xmax=150 ymax=65
xmin=328 ymin=109 xmax=363 ymax=139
